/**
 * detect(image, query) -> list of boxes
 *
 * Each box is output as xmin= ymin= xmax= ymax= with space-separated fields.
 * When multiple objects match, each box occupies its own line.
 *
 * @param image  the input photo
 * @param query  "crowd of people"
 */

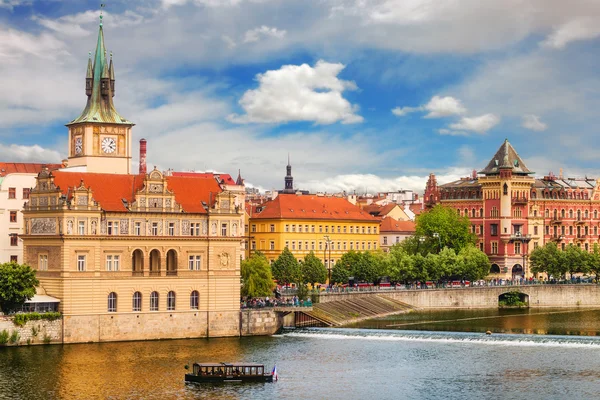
xmin=240 ymin=296 xmax=313 ymax=309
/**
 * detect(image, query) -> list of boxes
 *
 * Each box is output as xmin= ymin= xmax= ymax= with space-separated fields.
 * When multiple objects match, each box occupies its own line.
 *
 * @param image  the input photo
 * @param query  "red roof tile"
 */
xmin=409 ymin=203 xmax=424 ymax=215
xmin=171 ymin=172 xmax=236 ymax=185
xmin=51 ymin=172 xmax=222 ymax=213
xmin=380 ymin=216 xmax=415 ymax=233
xmin=0 ymin=163 xmax=63 ymax=177
xmin=252 ymin=194 xmax=379 ymax=222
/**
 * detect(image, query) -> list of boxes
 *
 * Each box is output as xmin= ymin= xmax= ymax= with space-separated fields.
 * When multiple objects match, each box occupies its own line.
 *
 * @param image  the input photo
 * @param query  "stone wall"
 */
xmin=318 ymin=285 xmax=600 ymax=309
xmin=0 ymin=316 xmax=62 ymax=346
xmin=240 ymin=310 xmax=281 ymax=336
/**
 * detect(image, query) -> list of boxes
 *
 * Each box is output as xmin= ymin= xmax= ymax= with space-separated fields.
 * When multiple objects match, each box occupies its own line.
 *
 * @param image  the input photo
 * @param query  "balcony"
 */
xmin=132 ymin=271 xmax=144 ymax=277
xmin=166 ymin=270 xmax=177 ymax=276
xmin=511 ymin=197 xmax=528 ymax=205
xmin=549 ymin=217 xmax=562 ymax=224
xmin=574 ymin=219 xmax=586 ymax=225
xmin=149 ymin=270 xmax=161 ymax=277
xmin=550 ymin=235 xmax=565 ymax=242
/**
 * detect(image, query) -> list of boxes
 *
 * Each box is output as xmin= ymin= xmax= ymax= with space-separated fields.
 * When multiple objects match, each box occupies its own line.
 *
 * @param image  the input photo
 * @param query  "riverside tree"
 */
xmin=300 ymin=251 xmax=327 ymax=286
xmin=241 ymin=252 xmax=275 ymax=298
xmin=271 ymin=247 xmax=301 ymax=286
xmin=0 ymin=262 xmax=39 ymax=314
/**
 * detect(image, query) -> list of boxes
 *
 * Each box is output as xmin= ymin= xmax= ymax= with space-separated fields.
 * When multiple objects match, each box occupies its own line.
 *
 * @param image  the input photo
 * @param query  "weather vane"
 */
xmin=100 ymin=3 xmax=105 ymax=26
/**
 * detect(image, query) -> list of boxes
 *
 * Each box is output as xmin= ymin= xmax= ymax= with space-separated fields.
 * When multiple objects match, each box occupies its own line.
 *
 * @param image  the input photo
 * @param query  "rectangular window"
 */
xmin=292 ymin=241 xmax=296 ymax=250
xmin=107 ymin=221 xmax=119 ymax=235
xmin=383 ymin=237 xmax=388 ymax=245
xmin=168 ymin=222 xmax=175 ymax=236
xmin=368 ymin=227 xmax=371 ymax=234
xmin=10 ymin=235 xmax=18 ymax=246
xmin=78 ymin=221 xmax=85 ymax=235
xmin=292 ymin=224 xmax=296 ymax=232
xmin=22 ymin=188 xmax=30 ymax=199
xmin=311 ymin=225 xmax=315 ymax=233
xmin=152 ymin=222 xmax=158 ymax=236
xmin=77 ymin=255 xmax=86 ymax=271
xmin=285 ymin=224 xmax=289 ymax=232
xmin=361 ymin=242 xmax=365 ymax=250
xmin=479 ymin=242 xmax=483 ymax=251
xmin=311 ymin=241 xmax=315 ymax=250
xmin=135 ymin=222 xmax=141 ymax=236
xmin=188 ymin=255 xmax=201 ymax=270
xmin=319 ymin=226 xmax=323 ymax=233
xmin=251 ymin=241 xmax=256 ymax=250
xmin=396 ymin=236 xmax=400 ymax=243
xmin=337 ymin=226 xmax=341 ymax=233
xmin=252 ymin=224 xmax=257 ymax=233
xmin=343 ymin=242 xmax=347 ymax=250
xmin=298 ymin=225 xmax=302 ymax=233
xmin=10 ymin=255 xmax=17 ymax=263
xmin=350 ymin=242 xmax=354 ymax=250
xmin=319 ymin=242 xmax=323 ymax=251
xmin=270 ymin=241 xmax=275 ymax=250
xmin=305 ymin=225 xmax=309 ymax=232
xmin=350 ymin=226 xmax=354 ymax=234
xmin=285 ymin=241 xmax=289 ymax=248
xmin=270 ymin=224 xmax=275 ymax=232
xmin=106 ymin=255 xmax=120 ymax=271
xmin=362 ymin=227 xmax=365 ymax=234
xmin=325 ymin=226 xmax=328 ymax=233
xmin=8 ymin=187 xmax=15 ymax=199
xmin=221 ymin=223 xmax=227 ymax=236
xmin=490 ymin=224 xmax=498 ymax=236
xmin=9 ymin=211 xmax=17 ymax=223
xmin=343 ymin=226 xmax=347 ymax=233
xmin=38 ymin=254 xmax=48 ymax=271
xmin=374 ymin=227 xmax=377 ymax=234
xmin=545 ymin=226 xmax=550 ymax=235
xmin=533 ymin=226 xmax=538 ymax=235
xmin=491 ymin=242 xmax=498 ymax=254
xmin=514 ymin=242 xmax=521 ymax=254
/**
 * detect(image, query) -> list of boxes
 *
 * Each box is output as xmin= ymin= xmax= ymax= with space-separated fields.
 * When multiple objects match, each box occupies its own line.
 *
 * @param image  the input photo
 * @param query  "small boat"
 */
xmin=185 ymin=362 xmax=275 ymax=383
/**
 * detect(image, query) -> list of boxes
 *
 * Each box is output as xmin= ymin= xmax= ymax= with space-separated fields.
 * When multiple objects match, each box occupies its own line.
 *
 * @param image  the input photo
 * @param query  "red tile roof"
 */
xmin=362 ymin=203 xmax=397 ymax=217
xmin=409 ymin=203 xmax=424 ymax=215
xmin=380 ymin=216 xmax=415 ymax=233
xmin=171 ymin=172 xmax=236 ymax=185
xmin=252 ymin=194 xmax=379 ymax=222
xmin=0 ymin=163 xmax=63 ymax=177
xmin=52 ymin=171 xmax=222 ymax=213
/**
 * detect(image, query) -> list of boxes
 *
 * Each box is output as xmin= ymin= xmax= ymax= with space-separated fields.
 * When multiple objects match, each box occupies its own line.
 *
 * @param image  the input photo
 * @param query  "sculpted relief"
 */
xmin=30 ymin=218 xmax=57 ymax=235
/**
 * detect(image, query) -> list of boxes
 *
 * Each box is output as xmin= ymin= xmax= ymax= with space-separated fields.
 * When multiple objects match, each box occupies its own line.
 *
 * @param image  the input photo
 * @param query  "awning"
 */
xmin=25 ymin=294 xmax=61 ymax=304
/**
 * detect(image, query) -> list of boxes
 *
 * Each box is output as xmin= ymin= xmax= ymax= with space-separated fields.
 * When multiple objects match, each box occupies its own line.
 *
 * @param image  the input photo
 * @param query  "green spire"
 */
xmin=86 ymin=52 xmax=93 ymax=79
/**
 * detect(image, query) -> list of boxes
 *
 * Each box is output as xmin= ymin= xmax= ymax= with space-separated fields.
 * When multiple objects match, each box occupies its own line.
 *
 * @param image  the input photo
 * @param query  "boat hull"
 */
xmin=185 ymin=373 xmax=274 ymax=383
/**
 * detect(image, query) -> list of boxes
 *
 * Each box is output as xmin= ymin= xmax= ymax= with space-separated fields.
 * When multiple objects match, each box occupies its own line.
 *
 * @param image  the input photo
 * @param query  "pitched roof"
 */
xmin=380 ymin=216 xmax=415 ymax=233
xmin=479 ymin=139 xmax=533 ymax=175
xmin=0 ymin=163 xmax=62 ymax=177
xmin=363 ymin=203 xmax=398 ymax=217
xmin=51 ymin=171 xmax=222 ymax=213
xmin=171 ymin=172 xmax=236 ymax=185
xmin=251 ymin=194 xmax=379 ymax=222
xmin=409 ymin=203 xmax=424 ymax=216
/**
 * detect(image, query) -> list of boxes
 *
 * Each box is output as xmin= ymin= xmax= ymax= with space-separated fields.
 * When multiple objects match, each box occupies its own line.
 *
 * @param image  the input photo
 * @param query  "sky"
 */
xmin=1 ymin=0 xmax=600 ymax=194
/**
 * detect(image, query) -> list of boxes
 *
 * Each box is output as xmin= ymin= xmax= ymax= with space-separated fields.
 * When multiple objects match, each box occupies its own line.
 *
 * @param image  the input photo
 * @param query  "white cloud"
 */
xmin=391 ymin=106 xmax=421 ymax=116
xmin=438 ymin=128 xmax=468 ymax=136
xmin=449 ymin=114 xmax=500 ymax=134
xmin=522 ymin=114 xmax=547 ymax=131
xmin=222 ymin=35 xmax=237 ymax=49
xmin=0 ymin=0 xmax=27 ymax=10
xmin=0 ymin=143 xmax=61 ymax=162
xmin=424 ymin=95 xmax=467 ymax=118
xmin=243 ymin=25 xmax=286 ymax=43
xmin=228 ymin=60 xmax=363 ymax=125
xmin=542 ymin=17 xmax=600 ymax=49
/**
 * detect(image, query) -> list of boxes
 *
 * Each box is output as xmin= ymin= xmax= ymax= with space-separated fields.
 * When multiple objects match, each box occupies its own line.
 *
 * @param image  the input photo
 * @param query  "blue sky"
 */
xmin=1 ymin=0 xmax=600 ymax=193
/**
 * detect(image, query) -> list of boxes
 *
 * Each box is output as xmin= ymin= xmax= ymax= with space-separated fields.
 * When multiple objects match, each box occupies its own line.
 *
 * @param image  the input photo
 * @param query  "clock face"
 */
xmin=74 ymin=136 xmax=83 ymax=155
xmin=101 ymin=137 xmax=116 ymax=154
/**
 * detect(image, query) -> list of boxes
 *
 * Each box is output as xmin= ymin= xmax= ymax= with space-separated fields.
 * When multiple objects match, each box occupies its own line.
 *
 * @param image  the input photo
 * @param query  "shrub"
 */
xmin=13 ymin=312 xmax=61 ymax=327
xmin=43 ymin=335 xmax=52 ymax=344
xmin=9 ymin=330 xmax=19 ymax=344
xmin=0 ymin=330 xmax=8 ymax=345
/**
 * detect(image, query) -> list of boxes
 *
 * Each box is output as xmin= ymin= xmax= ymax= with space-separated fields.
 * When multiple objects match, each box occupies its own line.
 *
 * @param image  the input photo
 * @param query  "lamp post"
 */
xmin=432 ymin=232 xmax=441 ymax=253
xmin=324 ymin=235 xmax=332 ymax=285
xmin=509 ymin=231 xmax=532 ymax=278
xmin=416 ymin=236 xmax=426 ymax=254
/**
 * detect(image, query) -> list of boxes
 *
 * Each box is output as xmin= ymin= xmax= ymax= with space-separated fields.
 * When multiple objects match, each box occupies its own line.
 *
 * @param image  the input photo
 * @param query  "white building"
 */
xmin=0 ymin=163 xmax=62 ymax=263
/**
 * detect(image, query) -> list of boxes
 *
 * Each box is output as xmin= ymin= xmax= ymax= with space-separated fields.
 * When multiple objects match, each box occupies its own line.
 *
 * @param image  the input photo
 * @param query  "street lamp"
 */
xmin=432 ymin=232 xmax=442 ymax=253
xmin=324 ymin=235 xmax=332 ymax=285
xmin=416 ymin=236 xmax=426 ymax=254
xmin=509 ymin=231 xmax=532 ymax=278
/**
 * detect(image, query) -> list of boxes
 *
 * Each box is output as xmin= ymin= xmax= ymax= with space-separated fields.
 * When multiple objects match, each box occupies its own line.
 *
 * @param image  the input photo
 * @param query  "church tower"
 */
xmin=283 ymin=154 xmax=294 ymax=193
xmin=66 ymin=12 xmax=134 ymax=174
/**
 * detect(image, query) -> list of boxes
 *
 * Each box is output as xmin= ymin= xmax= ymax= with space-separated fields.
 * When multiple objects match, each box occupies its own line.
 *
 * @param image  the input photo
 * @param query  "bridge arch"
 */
xmin=498 ymin=291 xmax=529 ymax=307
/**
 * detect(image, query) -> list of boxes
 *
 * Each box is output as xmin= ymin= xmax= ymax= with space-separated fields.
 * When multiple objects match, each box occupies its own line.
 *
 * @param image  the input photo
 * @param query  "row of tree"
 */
xmin=529 ymin=242 xmax=600 ymax=279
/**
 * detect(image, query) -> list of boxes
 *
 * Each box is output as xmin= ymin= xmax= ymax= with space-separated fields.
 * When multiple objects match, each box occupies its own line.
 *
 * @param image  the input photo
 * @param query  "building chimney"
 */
xmin=139 ymin=138 xmax=147 ymax=175
xmin=472 ymin=169 xmax=477 ymax=180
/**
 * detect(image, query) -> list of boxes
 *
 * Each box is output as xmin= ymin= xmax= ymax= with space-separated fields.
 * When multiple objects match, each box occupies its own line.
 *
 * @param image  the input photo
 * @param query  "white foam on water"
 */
xmin=284 ymin=328 xmax=600 ymax=349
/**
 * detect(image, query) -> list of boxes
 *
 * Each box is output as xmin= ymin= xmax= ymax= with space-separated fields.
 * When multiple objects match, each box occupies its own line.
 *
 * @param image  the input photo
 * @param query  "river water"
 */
xmin=2 ymin=308 xmax=600 ymax=400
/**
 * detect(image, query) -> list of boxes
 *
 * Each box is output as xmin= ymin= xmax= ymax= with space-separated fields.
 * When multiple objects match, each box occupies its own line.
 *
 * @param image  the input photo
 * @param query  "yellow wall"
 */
xmin=247 ymin=218 xmax=380 ymax=265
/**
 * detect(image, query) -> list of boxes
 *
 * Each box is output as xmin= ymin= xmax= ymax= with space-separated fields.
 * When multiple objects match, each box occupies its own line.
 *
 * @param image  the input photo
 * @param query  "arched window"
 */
xmin=150 ymin=291 xmax=159 ymax=311
xmin=167 ymin=291 xmax=176 ymax=310
xmin=480 ymin=208 xmax=484 ymax=218
xmin=166 ymin=249 xmax=177 ymax=276
xmin=577 ymin=210 xmax=582 ymax=220
xmin=133 ymin=291 xmax=142 ymax=312
xmin=490 ymin=264 xmax=500 ymax=274
xmin=545 ymin=209 xmax=549 ymax=218
xmin=503 ymin=183 xmax=508 ymax=195
xmin=595 ymin=210 xmax=598 ymax=219
xmin=569 ymin=209 xmax=574 ymax=219
xmin=108 ymin=292 xmax=117 ymax=312
xmin=150 ymin=249 xmax=161 ymax=275
xmin=585 ymin=210 xmax=589 ymax=219
xmin=190 ymin=290 xmax=199 ymax=310
xmin=554 ymin=210 xmax=558 ymax=219
xmin=471 ymin=209 xmax=476 ymax=218
xmin=464 ymin=209 xmax=468 ymax=217
xmin=132 ymin=249 xmax=144 ymax=275
xmin=561 ymin=209 xmax=565 ymax=218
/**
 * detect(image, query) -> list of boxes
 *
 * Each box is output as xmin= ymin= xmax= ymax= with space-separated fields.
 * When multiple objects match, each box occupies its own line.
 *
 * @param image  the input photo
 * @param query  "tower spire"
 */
xmin=284 ymin=155 xmax=294 ymax=193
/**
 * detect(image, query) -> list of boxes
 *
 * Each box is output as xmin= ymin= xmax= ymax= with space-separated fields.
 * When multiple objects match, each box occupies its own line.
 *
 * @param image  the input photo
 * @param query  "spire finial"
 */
xmin=100 ymin=3 xmax=105 ymax=26
xmin=110 ymin=51 xmax=113 ymax=59
xmin=287 ymin=153 xmax=290 ymax=166
xmin=88 ymin=51 xmax=91 ymax=58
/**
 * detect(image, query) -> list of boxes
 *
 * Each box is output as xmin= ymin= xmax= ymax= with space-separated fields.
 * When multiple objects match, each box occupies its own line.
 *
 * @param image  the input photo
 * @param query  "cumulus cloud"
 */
xmin=391 ymin=106 xmax=421 ymax=116
xmin=423 ymin=95 xmax=467 ymax=118
xmin=542 ymin=17 xmax=600 ymax=49
xmin=0 ymin=143 xmax=61 ymax=162
xmin=449 ymin=114 xmax=500 ymax=134
xmin=522 ymin=114 xmax=547 ymax=131
xmin=228 ymin=60 xmax=363 ymax=125
xmin=243 ymin=25 xmax=286 ymax=43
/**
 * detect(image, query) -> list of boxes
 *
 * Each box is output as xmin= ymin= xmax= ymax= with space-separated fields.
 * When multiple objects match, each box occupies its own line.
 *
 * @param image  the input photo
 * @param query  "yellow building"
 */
xmin=19 ymin=18 xmax=245 ymax=343
xmin=248 ymin=194 xmax=380 ymax=268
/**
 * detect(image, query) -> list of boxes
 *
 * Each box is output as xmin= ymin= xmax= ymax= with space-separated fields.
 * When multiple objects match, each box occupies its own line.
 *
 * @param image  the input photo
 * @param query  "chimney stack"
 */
xmin=139 ymin=138 xmax=147 ymax=175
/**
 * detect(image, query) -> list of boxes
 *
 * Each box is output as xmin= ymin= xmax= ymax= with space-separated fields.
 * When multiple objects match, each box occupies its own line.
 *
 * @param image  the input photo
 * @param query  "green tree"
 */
xmin=331 ymin=250 xmax=361 ymax=284
xmin=563 ymin=244 xmax=590 ymax=279
xmin=433 ymin=247 xmax=458 ymax=280
xmin=457 ymin=244 xmax=490 ymax=281
xmin=0 ymin=262 xmax=39 ymax=314
xmin=406 ymin=204 xmax=476 ymax=255
xmin=387 ymin=245 xmax=416 ymax=283
xmin=241 ymin=252 xmax=275 ymax=298
xmin=353 ymin=251 xmax=386 ymax=284
xmin=271 ymin=247 xmax=301 ymax=286
xmin=300 ymin=251 xmax=327 ymax=286
xmin=589 ymin=244 xmax=600 ymax=282
xmin=530 ymin=242 xmax=566 ymax=279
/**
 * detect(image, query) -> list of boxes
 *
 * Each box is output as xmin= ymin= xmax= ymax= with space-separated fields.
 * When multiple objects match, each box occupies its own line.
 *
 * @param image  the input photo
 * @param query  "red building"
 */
xmin=425 ymin=139 xmax=600 ymax=279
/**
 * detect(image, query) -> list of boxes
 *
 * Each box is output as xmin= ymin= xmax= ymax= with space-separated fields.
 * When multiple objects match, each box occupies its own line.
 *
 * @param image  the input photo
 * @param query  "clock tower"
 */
xmin=66 ymin=13 xmax=134 ymax=174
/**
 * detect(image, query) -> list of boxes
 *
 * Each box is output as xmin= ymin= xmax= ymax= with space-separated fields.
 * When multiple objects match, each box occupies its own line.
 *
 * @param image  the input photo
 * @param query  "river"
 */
xmin=2 ymin=308 xmax=600 ymax=399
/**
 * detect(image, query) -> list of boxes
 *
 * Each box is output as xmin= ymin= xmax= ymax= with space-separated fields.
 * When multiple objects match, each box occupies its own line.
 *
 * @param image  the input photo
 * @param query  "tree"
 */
xmin=387 ymin=245 xmax=416 ymax=283
xmin=241 ymin=252 xmax=275 ymax=298
xmin=457 ymin=244 xmax=490 ymax=281
xmin=331 ymin=250 xmax=361 ymax=284
xmin=0 ymin=262 xmax=39 ymax=314
xmin=300 ymin=251 xmax=327 ymax=286
xmin=589 ymin=244 xmax=600 ymax=282
xmin=563 ymin=244 xmax=590 ymax=279
xmin=408 ymin=204 xmax=476 ymax=255
xmin=530 ymin=242 xmax=566 ymax=279
xmin=353 ymin=251 xmax=386 ymax=285
xmin=271 ymin=247 xmax=301 ymax=286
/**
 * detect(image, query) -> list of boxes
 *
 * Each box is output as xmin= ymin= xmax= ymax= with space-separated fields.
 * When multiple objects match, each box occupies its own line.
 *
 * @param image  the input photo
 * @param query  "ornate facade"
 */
xmin=426 ymin=139 xmax=600 ymax=279
xmin=20 ymin=17 xmax=245 ymax=342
